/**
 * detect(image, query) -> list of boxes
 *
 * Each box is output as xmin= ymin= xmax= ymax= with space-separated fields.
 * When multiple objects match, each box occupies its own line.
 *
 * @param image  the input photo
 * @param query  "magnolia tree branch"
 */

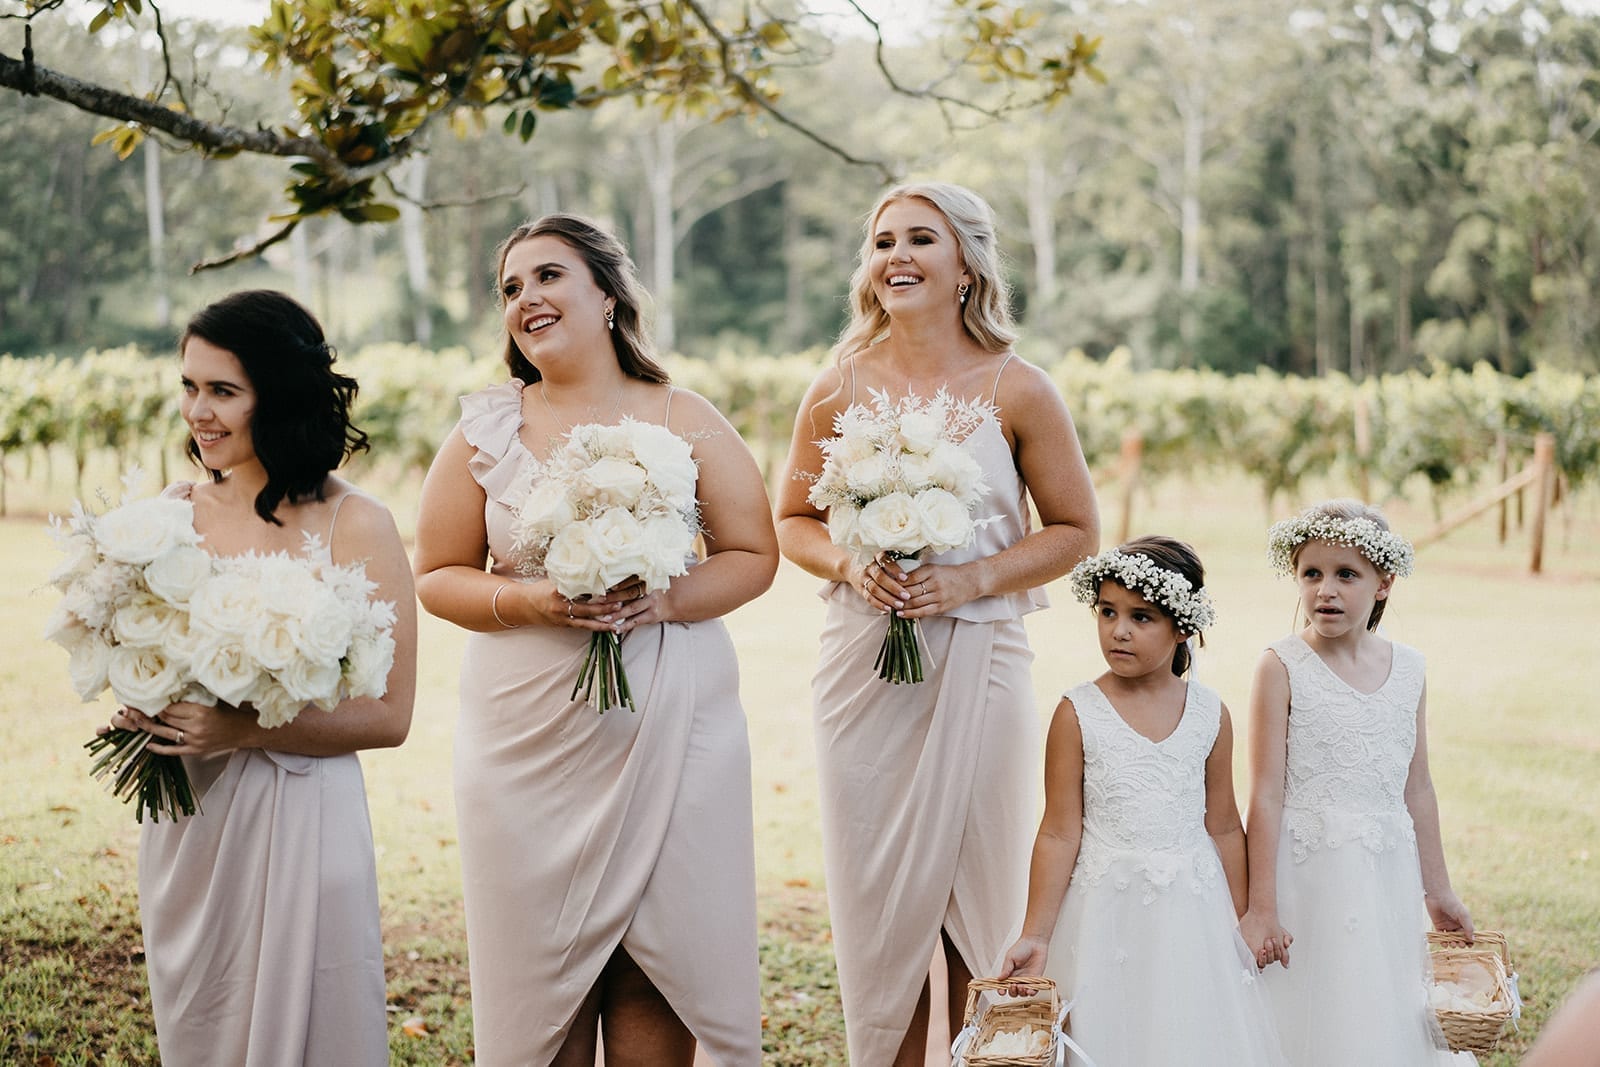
xmin=677 ymin=0 xmax=899 ymax=183
xmin=0 ymin=50 xmax=405 ymax=187
xmin=189 ymin=218 xmax=301 ymax=272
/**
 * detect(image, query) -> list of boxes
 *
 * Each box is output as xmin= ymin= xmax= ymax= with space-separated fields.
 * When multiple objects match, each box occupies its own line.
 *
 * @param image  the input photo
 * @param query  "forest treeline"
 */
xmin=2 ymin=0 xmax=1597 ymax=377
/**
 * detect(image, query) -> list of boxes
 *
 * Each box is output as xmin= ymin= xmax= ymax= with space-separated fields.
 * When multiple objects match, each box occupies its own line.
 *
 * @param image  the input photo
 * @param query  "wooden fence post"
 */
xmin=1529 ymin=432 xmax=1555 ymax=575
xmin=1495 ymin=432 xmax=1508 ymax=545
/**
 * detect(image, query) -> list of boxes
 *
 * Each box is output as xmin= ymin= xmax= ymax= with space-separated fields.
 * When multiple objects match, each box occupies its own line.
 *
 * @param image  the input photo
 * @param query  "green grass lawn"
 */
xmin=2 ymin=473 xmax=1595 ymax=1065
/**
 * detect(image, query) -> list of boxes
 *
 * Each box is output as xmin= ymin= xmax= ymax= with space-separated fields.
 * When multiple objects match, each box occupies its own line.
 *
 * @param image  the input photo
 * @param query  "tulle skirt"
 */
xmin=1044 ymin=843 xmax=1286 ymax=1067
xmin=1260 ymin=811 xmax=1474 ymax=1066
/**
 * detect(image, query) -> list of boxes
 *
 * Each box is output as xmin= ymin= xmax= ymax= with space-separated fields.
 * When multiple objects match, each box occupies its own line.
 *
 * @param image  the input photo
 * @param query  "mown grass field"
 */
xmin=2 ymin=469 xmax=1595 ymax=1066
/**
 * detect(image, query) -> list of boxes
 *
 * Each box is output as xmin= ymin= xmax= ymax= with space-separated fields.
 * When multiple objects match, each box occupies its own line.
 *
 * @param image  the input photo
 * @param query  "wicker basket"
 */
xmin=953 ymin=977 xmax=1061 ymax=1067
xmin=1427 ymin=930 xmax=1519 ymax=1054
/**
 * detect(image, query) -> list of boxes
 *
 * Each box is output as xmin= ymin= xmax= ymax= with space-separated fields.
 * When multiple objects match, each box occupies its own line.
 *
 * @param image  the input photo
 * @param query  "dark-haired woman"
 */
xmin=108 ymin=289 xmax=417 ymax=1066
xmin=414 ymin=215 xmax=775 ymax=1065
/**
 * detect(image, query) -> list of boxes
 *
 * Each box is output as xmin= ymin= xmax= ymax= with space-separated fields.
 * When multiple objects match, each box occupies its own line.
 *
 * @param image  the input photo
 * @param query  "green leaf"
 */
xmin=519 ymin=109 xmax=537 ymax=141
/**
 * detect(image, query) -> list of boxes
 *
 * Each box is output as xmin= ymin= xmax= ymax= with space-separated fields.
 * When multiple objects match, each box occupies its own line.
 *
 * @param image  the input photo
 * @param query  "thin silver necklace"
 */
xmin=538 ymin=380 xmax=623 ymax=431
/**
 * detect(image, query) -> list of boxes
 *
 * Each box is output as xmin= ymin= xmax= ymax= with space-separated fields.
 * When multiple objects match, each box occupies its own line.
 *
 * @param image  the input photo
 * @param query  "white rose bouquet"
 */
xmin=509 ymin=418 xmax=700 ymax=713
xmin=806 ymin=389 xmax=992 ymax=684
xmin=46 ymin=476 xmax=397 ymax=822
xmin=46 ymin=478 xmax=209 ymax=822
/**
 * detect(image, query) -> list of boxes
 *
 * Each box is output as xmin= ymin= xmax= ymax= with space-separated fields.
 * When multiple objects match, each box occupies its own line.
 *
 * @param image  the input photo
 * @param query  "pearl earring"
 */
xmin=604 ymin=305 xmax=615 ymax=331
xmin=957 ymin=282 xmax=969 ymax=306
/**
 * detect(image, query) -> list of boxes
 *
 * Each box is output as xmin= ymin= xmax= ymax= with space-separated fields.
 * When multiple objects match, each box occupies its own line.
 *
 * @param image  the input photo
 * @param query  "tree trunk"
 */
xmin=638 ymin=122 xmax=679 ymax=353
xmin=1026 ymin=148 xmax=1059 ymax=319
xmin=137 ymin=47 xmax=170 ymax=331
xmin=397 ymin=158 xmax=432 ymax=346
xmin=1178 ymin=80 xmax=1205 ymax=366
xmin=780 ymin=182 xmax=807 ymax=351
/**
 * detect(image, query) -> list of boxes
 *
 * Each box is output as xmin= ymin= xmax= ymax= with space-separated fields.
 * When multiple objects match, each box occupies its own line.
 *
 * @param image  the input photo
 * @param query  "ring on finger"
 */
xmin=177 ymin=730 xmax=185 ymax=745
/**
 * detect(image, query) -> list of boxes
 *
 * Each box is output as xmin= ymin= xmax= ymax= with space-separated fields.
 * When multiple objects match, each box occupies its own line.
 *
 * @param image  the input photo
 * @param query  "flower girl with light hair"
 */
xmin=1000 ymin=535 xmax=1286 ymax=1066
xmin=1240 ymin=499 xmax=1475 ymax=1065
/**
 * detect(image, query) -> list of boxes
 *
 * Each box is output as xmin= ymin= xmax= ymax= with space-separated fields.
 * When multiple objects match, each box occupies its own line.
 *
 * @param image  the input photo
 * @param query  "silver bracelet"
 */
xmin=490 ymin=583 xmax=516 ymax=628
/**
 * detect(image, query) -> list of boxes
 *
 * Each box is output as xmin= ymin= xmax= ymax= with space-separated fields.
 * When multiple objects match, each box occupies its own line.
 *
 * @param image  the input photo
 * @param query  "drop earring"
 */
xmin=604 ymin=305 xmax=615 ymax=331
xmin=957 ymin=282 xmax=969 ymax=306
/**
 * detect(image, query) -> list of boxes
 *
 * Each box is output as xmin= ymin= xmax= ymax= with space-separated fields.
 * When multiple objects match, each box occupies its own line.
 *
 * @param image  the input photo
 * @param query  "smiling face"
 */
xmin=499 ymin=234 xmax=617 ymax=372
xmin=1294 ymin=540 xmax=1394 ymax=637
xmin=868 ymin=197 xmax=970 ymax=318
xmin=180 ymin=336 xmax=259 ymax=474
xmin=1095 ymin=580 xmax=1184 ymax=680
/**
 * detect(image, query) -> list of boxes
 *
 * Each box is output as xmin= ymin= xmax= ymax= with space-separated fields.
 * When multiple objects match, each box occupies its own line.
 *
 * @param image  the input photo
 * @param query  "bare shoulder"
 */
xmin=325 ymin=480 xmax=403 ymax=551
xmin=994 ymin=355 xmax=1064 ymax=414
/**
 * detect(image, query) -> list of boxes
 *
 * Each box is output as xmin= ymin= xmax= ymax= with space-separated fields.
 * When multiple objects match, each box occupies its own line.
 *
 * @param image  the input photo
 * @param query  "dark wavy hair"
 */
xmin=1112 ymin=535 xmax=1208 ymax=677
xmin=492 ymin=214 xmax=669 ymax=386
xmin=182 ymin=290 xmax=369 ymax=525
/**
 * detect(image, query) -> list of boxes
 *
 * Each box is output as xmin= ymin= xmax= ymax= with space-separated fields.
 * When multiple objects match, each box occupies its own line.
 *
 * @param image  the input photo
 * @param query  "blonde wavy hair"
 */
xmin=831 ymin=182 xmax=1018 ymax=363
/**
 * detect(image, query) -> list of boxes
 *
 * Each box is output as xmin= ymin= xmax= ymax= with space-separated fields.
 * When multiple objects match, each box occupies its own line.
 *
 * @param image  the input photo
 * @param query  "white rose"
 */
xmin=844 ymin=454 xmax=891 ymax=498
xmin=517 ymin=478 xmax=577 ymax=536
xmin=292 ymin=588 xmax=356 ymax=667
xmin=278 ymin=653 xmax=344 ymax=707
xmin=914 ymin=488 xmax=975 ymax=553
xmin=251 ymin=555 xmax=322 ymax=618
xmin=94 ymin=497 xmax=198 ymax=565
xmin=899 ymin=450 xmax=937 ymax=492
xmin=855 ymin=492 xmax=925 ymax=555
xmin=638 ymin=513 xmax=695 ymax=591
xmin=252 ymin=683 xmax=306 ymax=729
xmin=826 ymin=504 xmax=862 ymax=553
xmin=188 ymin=571 xmax=262 ymax=637
xmin=107 ymin=644 xmax=185 ymax=714
xmin=344 ymin=631 xmax=396 ymax=700
xmin=588 ymin=508 xmax=649 ymax=589
xmin=581 ymin=457 xmax=649 ymax=509
xmin=543 ymin=521 xmax=607 ymax=598
xmin=111 ymin=592 xmax=180 ymax=648
xmin=244 ymin=611 xmax=304 ymax=672
xmin=896 ymin=409 xmax=944 ymax=455
xmin=191 ymin=634 xmax=262 ymax=707
xmin=931 ymin=441 xmax=985 ymax=499
xmin=142 ymin=545 xmax=212 ymax=605
xmin=628 ymin=423 xmax=699 ymax=506
xmin=67 ymin=635 xmax=114 ymax=700
xmin=162 ymin=612 xmax=208 ymax=671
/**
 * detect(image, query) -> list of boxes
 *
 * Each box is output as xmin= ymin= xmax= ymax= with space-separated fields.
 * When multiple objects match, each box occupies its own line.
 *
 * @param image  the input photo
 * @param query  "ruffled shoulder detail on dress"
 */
xmin=161 ymin=481 xmax=197 ymax=501
xmin=458 ymin=380 xmax=532 ymax=508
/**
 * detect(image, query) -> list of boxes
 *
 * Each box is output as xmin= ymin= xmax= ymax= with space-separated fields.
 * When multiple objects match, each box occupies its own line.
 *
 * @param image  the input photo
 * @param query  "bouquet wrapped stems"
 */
xmin=84 ymin=727 xmax=199 ymax=823
xmin=873 ymin=555 xmax=927 ymax=685
xmin=572 ymin=630 xmax=635 ymax=713
xmin=874 ymin=614 xmax=926 ymax=685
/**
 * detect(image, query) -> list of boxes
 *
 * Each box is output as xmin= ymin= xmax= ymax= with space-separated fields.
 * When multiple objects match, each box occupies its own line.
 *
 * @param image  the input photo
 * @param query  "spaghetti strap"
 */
xmin=663 ymin=385 xmax=676 ymax=426
xmin=325 ymin=490 xmax=354 ymax=547
xmin=846 ymin=354 xmax=859 ymax=405
xmin=989 ymin=352 xmax=1017 ymax=405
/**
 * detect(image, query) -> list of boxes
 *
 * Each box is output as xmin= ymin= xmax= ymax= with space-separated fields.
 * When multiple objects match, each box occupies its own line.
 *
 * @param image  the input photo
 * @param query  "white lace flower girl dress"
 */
xmin=1043 ymin=680 xmax=1285 ymax=1066
xmin=1261 ymin=634 xmax=1472 ymax=1065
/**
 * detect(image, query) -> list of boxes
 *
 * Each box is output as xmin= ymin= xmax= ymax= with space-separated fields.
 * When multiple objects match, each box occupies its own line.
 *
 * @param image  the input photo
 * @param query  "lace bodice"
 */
xmin=1271 ymin=634 xmax=1424 ymax=861
xmin=1069 ymin=680 xmax=1223 ymax=901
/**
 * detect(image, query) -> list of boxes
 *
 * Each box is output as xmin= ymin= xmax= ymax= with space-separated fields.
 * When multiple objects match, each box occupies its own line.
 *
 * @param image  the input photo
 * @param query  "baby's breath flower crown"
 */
xmin=1267 ymin=515 xmax=1415 ymax=578
xmin=1069 ymin=550 xmax=1217 ymax=635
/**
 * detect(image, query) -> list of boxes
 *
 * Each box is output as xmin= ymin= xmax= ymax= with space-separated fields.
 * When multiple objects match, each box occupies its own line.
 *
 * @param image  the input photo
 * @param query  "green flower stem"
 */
xmin=876 ymin=614 xmax=925 ymax=685
xmin=571 ymin=631 xmax=636 ymax=713
xmin=83 ymin=727 xmax=200 ymax=823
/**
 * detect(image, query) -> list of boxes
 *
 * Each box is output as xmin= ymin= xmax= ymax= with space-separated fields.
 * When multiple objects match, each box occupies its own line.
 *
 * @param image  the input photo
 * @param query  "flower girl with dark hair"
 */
xmin=1000 ymin=536 xmax=1285 ymax=1066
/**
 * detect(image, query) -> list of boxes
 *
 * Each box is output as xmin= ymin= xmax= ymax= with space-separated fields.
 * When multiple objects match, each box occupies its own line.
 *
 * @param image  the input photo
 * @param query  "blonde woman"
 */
xmin=775 ymin=182 xmax=1099 ymax=1066
xmin=414 ymin=215 xmax=776 ymax=1066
